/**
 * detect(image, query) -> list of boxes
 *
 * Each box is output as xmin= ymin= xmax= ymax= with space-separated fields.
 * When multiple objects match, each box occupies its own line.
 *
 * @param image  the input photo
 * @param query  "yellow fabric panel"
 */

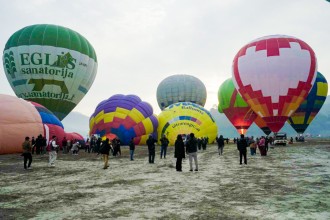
xmin=128 ymin=108 xmax=145 ymax=123
xmin=114 ymin=112 xmax=126 ymax=119
xmin=139 ymin=135 xmax=148 ymax=145
xmin=317 ymin=82 xmax=328 ymax=97
xmin=89 ymin=117 xmax=95 ymax=129
xmin=142 ymin=118 xmax=153 ymax=134
xmin=116 ymin=107 xmax=130 ymax=115
xmin=291 ymin=116 xmax=305 ymax=124
xmin=95 ymin=111 xmax=105 ymax=124
xmin=103 ymin=112 xmax=115 ymax=123
xmin=307 ymin=116 xmax=315 ymax=124
xmin=286 ymin=97 xmax=304 ymax=116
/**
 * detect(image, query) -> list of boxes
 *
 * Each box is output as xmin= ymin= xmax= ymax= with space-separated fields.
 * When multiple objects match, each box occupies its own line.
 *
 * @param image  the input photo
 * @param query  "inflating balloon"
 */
xmin=30 ymin=102 xmax=65 ymax=147
xmin=232 ymin=35 xmax=317 ymax=132
xmin=3 ymin=24 xmax=98 ymax=120
xmin=0 ymin=94 xmax=44 ymax=154
xmin=65 ymin=132 xmax=84 ymax=142
xmin=288 ymin=72 xmax=328 ymax=133
xmin=157 ymin=74 xmax=207 ymax=110
xmin=89 ymin=94 xmax=158 ymax=145
xmin=157 ymin=102 xmax=217 ymax=145
xmin=218 ymin=78 xmax=257 ymax=134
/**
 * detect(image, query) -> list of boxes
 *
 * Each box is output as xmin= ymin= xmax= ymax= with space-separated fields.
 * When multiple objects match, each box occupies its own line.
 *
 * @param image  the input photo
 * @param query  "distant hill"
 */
xmin=209 ymin=95 xmax=330 ymax=138
xmin=61 ymin=112 xmax=90 ymax=138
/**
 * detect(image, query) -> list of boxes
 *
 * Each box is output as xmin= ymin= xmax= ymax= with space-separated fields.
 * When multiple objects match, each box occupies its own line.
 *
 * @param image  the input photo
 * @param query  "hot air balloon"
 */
xmin=0 ymin=95 xmax=43 ymax=154
xmin=65 ymin=132 xmax=85 ymax=142
xmin=30 ymin=101 xmax=65 ymax=147
xmin=157 ymin=74 xmax=207 ymax=110
xmin=89 ymin=94 xmax=158 ymax=145
xmin=218 ymin=78 xmax=257 ymax=134
xmin=157 ymin=102 xmax=217 ymax=145
xmin=254 ymin=115 xmax=272 ymax=136
xmin=288 ymin=72 xmax=328 ymax=133
xmin=232 ymin=35 xmax=317 ymax=132
xmin=2 ymin=24 xmax=98 ymax=120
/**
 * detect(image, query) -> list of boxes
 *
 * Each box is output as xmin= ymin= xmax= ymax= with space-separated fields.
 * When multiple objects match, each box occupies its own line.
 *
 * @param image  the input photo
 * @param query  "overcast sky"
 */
xmin=0 ymin=0 xmax=329 ymax=117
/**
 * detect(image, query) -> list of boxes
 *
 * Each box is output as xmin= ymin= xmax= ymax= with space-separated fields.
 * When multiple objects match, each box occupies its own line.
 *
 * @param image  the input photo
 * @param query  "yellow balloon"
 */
xmin=157 ymin=102 xmax=218 ymax=145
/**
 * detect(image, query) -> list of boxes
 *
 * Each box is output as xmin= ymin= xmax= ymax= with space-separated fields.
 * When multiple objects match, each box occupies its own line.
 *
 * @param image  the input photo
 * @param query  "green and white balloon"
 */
xmin=2 ymin=24 xmax=98 ymax=120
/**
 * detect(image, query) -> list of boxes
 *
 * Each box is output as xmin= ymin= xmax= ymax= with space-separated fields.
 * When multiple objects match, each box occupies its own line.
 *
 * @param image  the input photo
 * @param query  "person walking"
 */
xmin=22 ymin=136 xmax=32 ymax=170
xmin=100 ymin=138 xmax=111 ymax=169
xmin=197 ymin=138 xmax=202 ymax=151
xmin=35 ymin=134 xmax=43 ymax=155
xmin=201 ymin=137 xmax=207 ymax=150
xmin=112 ymin=138 xmax=118 ymax=157
xmin=90 ymin=135 xmax=96 ymax=153
xmin=258 ymin=136 xmax=266 ymax=156
xmin=160 ymin=135 xmax=169 ymax=159
xmin=216 ymin=135 xmax=225 ymax=155
xmin=237 ymin=134 xmax=248 ymax=165
xmin=265 ymin=136 xmax=269 ymax=153
xmin=146 ymin=135 xmax=157 ymax=163
xmin=186 ymin=133 xmax=198 ymax=171
xmin=129 ymin=137 xmax=135 ymax=161
xmin=249 ymin=136 xmax=257 ymax=155
xmin=71 ymin=141 xmax=80 ymax=155
xmin=96 ymin=137 xmax=102 ymax=154
xmin=31 ymin=136 xmax=36 ymax=154
xmin=48 ymin=136 xmax=59 ymax=167
xmin=85 ymin=138 xmax=90 ymax=153
xmin=174 ymin=135 xmax=185 ymax=172
xmin=62 ymin=137 xmax=67 ymax=154
xmin=42 ymin=136 xmax=47 ymax=154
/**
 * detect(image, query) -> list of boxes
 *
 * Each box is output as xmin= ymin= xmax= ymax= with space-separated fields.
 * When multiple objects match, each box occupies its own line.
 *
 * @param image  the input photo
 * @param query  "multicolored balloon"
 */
xmin=232 ymin=35 xmax=317 ymax=132
xmin=157 ymin=74 xmax=207 ymax=110
xmin=288 ymin=72 xmax=328 ymax=133
xmin=89 ymin=94 xmax=158 ymax=145
xmin=2 ymin=24 xmax=98 ymax=120
xmin=254 ymin=115 xmax=272 ymax=136
xmin=157 ymin=102 xmax=217 ymax=145
xmin=30 ymin=101 xmax=65 ymax=146
xmin=218 ymin=78 xmax=257 ymax=134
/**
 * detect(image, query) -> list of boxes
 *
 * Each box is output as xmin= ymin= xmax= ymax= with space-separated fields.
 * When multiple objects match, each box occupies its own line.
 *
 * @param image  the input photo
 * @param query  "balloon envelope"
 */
xmin=232 ymin=35 xmax=317 ymax=132
xmin=89 ymin=94 xmax=158 ymax=145
xmin=157 ymin=74 xmax=207 ymax=110
xmin=29 ymin=101 xmax=65 ymax=147
xmin=0 ymin=94 xmax=44 ymax=154
xmin=254 ymin=115 xmax=272 ymax=136
xmin=157 ymin=102 xmax=217 ymax=145
xmin=218 ymin=78 xmax=257 ymax=134
xmin=65 ymin=132 xmax=84 ymax=141
xmin=288 ymin=72 xmax=328 ymax=133
xmin=3 ymin=24 xmax=98 ymax=120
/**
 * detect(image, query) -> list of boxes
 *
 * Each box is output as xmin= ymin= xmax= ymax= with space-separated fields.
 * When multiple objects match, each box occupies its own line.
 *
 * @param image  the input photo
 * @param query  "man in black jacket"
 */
xmin=146 ymin=135 xmax=157 ymax=163
xmin=186 ymin=133 xmax=198 ymax=171
xmin=237 ymin=134 xmax=248 ymax=165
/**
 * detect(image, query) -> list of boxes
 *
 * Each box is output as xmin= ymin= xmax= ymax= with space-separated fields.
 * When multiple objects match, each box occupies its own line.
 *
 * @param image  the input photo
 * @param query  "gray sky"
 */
xmin=0 ymin=0 xmax=329 ymax=117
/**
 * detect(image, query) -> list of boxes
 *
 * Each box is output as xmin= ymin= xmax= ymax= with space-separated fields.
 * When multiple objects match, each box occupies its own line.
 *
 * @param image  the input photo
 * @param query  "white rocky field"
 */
xmin=0 ymin=141 xmax=329 ymax=219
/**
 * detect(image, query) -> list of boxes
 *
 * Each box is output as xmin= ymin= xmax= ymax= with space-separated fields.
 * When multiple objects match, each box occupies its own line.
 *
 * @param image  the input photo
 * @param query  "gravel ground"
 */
xmin=0 ymin=140 xmax=329 ymax=220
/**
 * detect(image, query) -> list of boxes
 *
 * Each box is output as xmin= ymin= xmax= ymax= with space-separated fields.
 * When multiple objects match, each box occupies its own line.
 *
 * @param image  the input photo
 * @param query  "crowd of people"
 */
xmin=21 ymin=132 xmax=276 ymax=171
